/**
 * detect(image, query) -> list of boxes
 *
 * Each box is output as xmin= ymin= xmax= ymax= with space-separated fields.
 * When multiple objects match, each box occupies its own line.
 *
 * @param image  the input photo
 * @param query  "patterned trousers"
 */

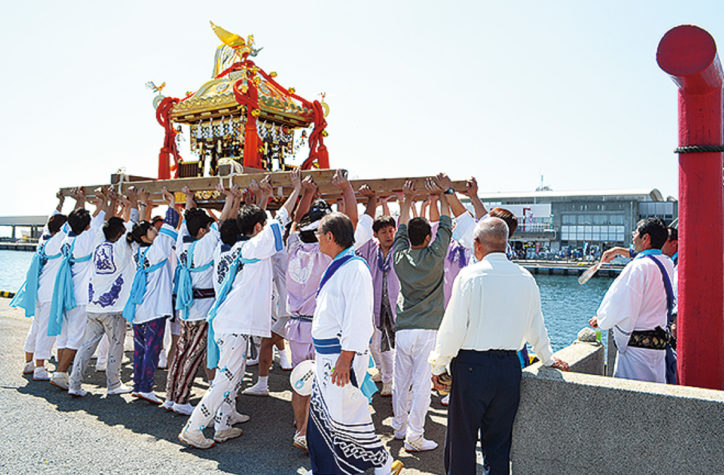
xmin=185 ymin=333 xmax=248 ymax=433
xmin=69 ymin=312 xmax=126 ymax=392
xmin=132 ymin=317 xmax=166 ymax=393
xmin=165 ymin=319 xmax=208 ymax=404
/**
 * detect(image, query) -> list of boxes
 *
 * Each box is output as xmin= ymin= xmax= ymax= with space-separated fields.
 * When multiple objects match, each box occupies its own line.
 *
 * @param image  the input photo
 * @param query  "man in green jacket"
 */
xmin=392 ymin=173 xmax=463 ymax=452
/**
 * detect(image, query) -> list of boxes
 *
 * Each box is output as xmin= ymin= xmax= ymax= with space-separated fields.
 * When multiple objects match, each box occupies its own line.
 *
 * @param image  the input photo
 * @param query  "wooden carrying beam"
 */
xmin=59 ymin=170 xmax=468 ymax=206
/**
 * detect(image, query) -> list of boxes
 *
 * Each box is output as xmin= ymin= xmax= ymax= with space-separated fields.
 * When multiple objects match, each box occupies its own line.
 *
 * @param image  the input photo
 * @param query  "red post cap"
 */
xmin=657 ymin=25 xmax=723 ymax=92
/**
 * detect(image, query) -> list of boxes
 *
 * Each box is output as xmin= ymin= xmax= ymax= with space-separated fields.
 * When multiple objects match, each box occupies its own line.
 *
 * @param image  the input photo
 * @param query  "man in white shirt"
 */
xmin=68 ymin=191 xmax=139 ymax=397
xmin=590 ymin=217 xmax=674 ymax=384
xmin=49 ymin=188 xmax=107 ymax=390
xmin=429 ymin=217 xmax=568 ymax=475
xmin=179 ymin=181 xmax=299 ymax=449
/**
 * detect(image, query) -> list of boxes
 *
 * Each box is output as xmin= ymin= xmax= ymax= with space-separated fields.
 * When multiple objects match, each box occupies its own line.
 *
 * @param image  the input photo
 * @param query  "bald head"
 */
xmin=473 ymin=217 xmax=509 ymax=253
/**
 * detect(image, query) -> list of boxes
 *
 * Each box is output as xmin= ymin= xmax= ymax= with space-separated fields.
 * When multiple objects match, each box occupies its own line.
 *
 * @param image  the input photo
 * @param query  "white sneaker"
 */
xmin=214 ymin=427 xmax=243 ymax=442
xmin=246 ymin=356 xmax=259 ymax=367
xmin=23 ymin=361 xmax=35 ymax=374
xmin=50 ymin=371 xmax=69 ymax=390
xmin=441 ymin=394 xmax=450 ymax=406
xmin=404 ymin=436 xmax=438 ymax=452
xmin=393 ymin=427 xmax=407 ymax=440
xmin=242 ymin=381 xmax=269 ymax=396
xmin=230 ymin=411 xmax=250 ymax=425
xmin=33 ymin=366 xmax=50 ymax=381
xmin=136 ymin=391 xmax=163 ymax=405
xmin=68 ymin=387 xmax=88 ymax=397
xmin=172 ymin=402 xmax=195 ymax=416
xmin=380 ymin=382 xmax=392 ymax=397
xmin=371 ymin=371 xmax=382 ymax=383
xmin=178 ymin=429 xmax=215 ymax=449
xmin=158 ymin=351 xmax=168 ymax=369
xmin=278 ymin=349 xmax=292 ymax=371
xmin=293 ymin=432 xmax=308 ymax=452
xmin=107 ymin=384 xmax=133 ymax=396
xmin=161 ymin=399 xmax=175 ymax=411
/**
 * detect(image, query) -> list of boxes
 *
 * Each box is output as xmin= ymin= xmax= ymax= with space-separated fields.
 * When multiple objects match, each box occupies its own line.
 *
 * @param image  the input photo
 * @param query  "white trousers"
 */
xmin=392 ymin=329 xmax=436 ymax=439
xmin=615 ymin=347 xmax=666 ymax=383
xmin=370 ymin=327 xmax=394 ymax=384
xmin=57 ymin=305 xmax=87 ymax=350
xmin=95 ymin=335 xmax=109 ymax=366
xmin=68 ymin=313 xmax=126 ymax=391
xmin=185 ymin=333 xmax=248 ymax=433
xmin=23 ymin=302 xmax=55 ymax=361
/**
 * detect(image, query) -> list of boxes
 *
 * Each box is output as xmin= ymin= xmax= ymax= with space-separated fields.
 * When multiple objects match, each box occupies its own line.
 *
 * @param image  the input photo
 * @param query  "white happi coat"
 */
xmin=596 ymin=253 xmax=674 ymax=383
xmin=176 ymin=221 xmax=219 ymax=321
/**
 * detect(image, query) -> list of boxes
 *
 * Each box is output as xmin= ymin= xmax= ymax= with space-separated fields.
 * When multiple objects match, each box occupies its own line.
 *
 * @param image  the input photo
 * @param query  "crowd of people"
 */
xmin=10 ymin=167 xmax=679 ymax=474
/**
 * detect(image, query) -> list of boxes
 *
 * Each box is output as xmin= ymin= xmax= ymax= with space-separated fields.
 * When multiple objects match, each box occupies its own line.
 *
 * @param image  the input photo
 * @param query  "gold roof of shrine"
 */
xmin=170 ymin=68 xmax=315 ymax=128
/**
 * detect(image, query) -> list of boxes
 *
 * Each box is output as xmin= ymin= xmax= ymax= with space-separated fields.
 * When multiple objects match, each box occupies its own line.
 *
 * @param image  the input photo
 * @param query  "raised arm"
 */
xmin=398 ymin=180 xmax=415 ymax=226
xmin=218 ymin=184 xmax=239 ymax=223
xmin=379 ymin=195 xmax=391 ymax=217
xmin=55 ymin=191 xmax=65 ymax=214
xmin=465 ymin=177 xmax=488 ymax=220
xmin=258 ymin=175 xmax=273 ymax=211
xmin=72 ymin=187 xmax=86 ymax=211
xmin=358 ymin=184 xmax=378 ymax=219
xmin=182 ymin=185 xmax=196 ymax=210
xmin=435 ymin=173 xmax=467 ymax=218
xmin=126 ymin=187 xmax=139 ymax=224
xmin=332 ymin=169 xmax=358 ymax=227
xmin=428 ymin=193 xmax=440 ymax=222
xmin=294 ymin=176 xmax=317 ymax=224
xmin=278 ymin=168 xmax=302 ymax=218
xmin=93 ymin=187 xmax=109 ymax=218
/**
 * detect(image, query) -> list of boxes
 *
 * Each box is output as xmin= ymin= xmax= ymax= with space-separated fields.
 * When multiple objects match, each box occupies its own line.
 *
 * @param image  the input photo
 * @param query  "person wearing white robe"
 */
xmin=179 ymin=185 xmax=298 ymax=449
xmin=124 ymin=190 xmax=180 ymax=403
xmin=14 ymin=194 xmax=68 ymax=380
xmin=590 ymin=218 xmax=674 ymax=383
xmin=163 ymin=186 xmax=235 ymax=415
xmin=68 ymin=201 xmax=139 ymax=397
xmin=49 ymin=189 xmax=106 ymax=389
xmin=306 ymin=212 xmax=401 ymax=475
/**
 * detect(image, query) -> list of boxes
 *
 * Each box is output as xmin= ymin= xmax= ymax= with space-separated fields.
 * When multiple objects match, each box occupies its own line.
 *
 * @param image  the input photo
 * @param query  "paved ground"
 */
xmin=0 ymin=300 xmax=458 ymax=474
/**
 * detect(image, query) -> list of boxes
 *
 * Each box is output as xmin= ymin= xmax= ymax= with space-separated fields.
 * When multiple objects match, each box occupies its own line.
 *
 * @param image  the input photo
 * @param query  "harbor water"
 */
xmin=0 ymin=250 xmax=613 ymax=352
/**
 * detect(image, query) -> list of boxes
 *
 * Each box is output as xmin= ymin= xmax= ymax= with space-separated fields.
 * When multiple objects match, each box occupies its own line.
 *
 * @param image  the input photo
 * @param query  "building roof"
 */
xmin=0 ymin=216 xmax=48 ymax=226
xmin=478 ymin=188 xmax=666 ymax=202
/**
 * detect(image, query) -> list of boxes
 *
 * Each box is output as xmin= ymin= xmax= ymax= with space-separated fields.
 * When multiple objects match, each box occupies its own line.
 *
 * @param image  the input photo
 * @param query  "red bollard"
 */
xmin=657 ymin=25 xmax=724 ymax=390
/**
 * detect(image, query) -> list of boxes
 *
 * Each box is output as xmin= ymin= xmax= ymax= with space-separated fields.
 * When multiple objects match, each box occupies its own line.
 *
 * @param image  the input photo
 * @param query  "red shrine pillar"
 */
xmin=657 ymin=25 xmax=724 ymax=390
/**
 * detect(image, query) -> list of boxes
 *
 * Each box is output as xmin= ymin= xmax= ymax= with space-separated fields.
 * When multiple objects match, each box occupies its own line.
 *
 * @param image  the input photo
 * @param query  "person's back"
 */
xmin=451 ymin=254 xmax=551 ymax=352
xmin=393 ymin=214 xmax=452 ymax=331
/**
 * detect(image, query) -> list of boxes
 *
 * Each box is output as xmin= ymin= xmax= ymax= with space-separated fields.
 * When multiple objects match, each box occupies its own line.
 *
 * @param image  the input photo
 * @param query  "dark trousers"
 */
xmin=665 ymin=345 xmax=677 ymax=384
xmin=444 ymin=350 xmax=521 ymax=475
xmin=132 ymin=317 xmax=166 ymax=393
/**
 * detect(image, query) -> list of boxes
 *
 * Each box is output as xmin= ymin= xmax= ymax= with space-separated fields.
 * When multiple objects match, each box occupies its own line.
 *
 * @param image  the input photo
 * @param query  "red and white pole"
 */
xmin=657 ymin=25 xmax=724 ymax=390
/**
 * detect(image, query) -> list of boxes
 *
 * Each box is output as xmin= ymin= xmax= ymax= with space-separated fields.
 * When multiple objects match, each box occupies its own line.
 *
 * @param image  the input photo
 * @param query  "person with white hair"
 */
xmin=430 ymin=217 xmax=568 ymax=475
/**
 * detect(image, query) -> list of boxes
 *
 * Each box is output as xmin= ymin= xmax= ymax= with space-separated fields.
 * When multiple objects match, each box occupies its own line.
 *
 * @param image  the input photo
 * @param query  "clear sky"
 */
xmin=1 ymin=0 xmax=722 ymax=215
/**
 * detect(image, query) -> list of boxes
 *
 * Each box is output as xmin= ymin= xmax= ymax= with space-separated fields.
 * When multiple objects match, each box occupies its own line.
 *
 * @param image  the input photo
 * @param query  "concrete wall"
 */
xmin=511 ymin=349 xmax=724 ymax=474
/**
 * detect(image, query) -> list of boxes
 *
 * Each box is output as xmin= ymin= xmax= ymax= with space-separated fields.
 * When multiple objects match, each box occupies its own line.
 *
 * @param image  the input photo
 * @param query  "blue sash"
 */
xmin=47 ymin=239 xmax=92 ymax=337
xmin=122 ymin=247 xmax=168 ymax=323
xmin=316 ymin=247 xmax=367 ymax=296
xmin=174 ymin=240 xmax=214 ymax=321
xmin=10 ymin=241 xmax=62 ymax=317
xmin=642 ymin=253 xmax=675 ymax=326
xmin=313 ymin=337 xmax=378 ymax=402
xmin=205 ymin=248 xmax=259 ymax=369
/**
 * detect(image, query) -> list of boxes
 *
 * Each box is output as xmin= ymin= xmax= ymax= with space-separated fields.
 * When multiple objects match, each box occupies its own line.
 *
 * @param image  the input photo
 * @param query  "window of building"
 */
xmin=562 ymin=215 xmax=575 ymax=225
xmin=610 ymin=215 xmax=624 ymax=225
